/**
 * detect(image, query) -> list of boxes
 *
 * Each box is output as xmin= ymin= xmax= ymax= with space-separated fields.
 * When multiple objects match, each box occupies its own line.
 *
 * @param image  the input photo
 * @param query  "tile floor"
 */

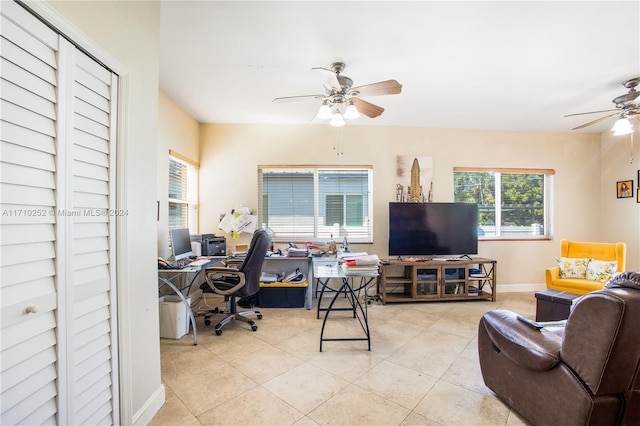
xmin=150 ymin=290 xmax=536 ymax=426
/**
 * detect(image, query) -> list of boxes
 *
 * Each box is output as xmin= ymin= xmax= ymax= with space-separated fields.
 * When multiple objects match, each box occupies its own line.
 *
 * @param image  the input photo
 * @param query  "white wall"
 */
xmin=157 ymin=90 xmax=200 ymax=259
xmin=197 ymin=123 xmax=626 ymax=291
xmin=45 ymin=1 xmax=163 ymax=423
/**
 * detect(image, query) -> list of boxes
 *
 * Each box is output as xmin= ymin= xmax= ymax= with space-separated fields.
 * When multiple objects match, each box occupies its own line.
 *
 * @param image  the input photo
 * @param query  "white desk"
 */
xmin=157 ymin=257 xmax=224 ymax=345
xmin=312 ymin=258 xmax=378 ymax=351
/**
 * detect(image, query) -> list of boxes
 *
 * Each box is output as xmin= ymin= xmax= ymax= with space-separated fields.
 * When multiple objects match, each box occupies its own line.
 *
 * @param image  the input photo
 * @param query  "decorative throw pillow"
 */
xmin=586 ymin=259 xmax=618 ymax=284
xmin=556 ymin=257 xmax=589 ymax=279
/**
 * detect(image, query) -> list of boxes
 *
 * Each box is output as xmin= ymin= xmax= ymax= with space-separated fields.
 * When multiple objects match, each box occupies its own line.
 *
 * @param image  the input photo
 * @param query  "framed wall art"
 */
xmin=395 ymin=156 xmax=433 ymax=202
xmin=616 ymin=180 xmax=633 ymax=198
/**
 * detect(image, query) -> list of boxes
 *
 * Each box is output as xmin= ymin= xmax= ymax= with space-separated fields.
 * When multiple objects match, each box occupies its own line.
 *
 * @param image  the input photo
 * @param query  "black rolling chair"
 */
xmin=200 ymin=229 xmax=270 ymax=335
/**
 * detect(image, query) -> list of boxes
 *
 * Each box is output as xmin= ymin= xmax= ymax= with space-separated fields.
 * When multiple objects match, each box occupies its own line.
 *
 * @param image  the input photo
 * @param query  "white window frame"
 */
xmin=258 ymin=166 xmax=373 ymax=243
xmin=454 ymin=167 xmax=555 ymax=240
xmin=168 ymin=150 xmax=198 ymax=232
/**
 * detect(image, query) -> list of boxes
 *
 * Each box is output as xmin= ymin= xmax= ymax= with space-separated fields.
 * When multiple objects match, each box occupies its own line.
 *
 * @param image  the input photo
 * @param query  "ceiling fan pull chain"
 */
xmin=333 ymin=127 xmax=344 ymax=155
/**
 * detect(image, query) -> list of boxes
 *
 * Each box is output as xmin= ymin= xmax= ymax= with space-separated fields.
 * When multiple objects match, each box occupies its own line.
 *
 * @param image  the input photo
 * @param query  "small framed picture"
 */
xmin=617 ymin=180 xmax=633 ymax=198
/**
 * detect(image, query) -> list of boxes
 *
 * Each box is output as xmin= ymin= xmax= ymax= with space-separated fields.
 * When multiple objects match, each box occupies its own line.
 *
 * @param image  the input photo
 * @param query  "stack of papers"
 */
xmin=283 ymin=269 xmax=306 ymax=282
xmin=338 ymin=252 xmax=368 ymax=259
xmin=343 ymin=254 xmax=379 ymax=266
xmin=260 ymin=272 xmax=283 ymax=283
xmin=287 ymin=248 xmax=308 ymax=257
xmin=341 ymin=253 xmax=380 ymax=276
xmin=260 ymin=270 xmax=306 ymax=283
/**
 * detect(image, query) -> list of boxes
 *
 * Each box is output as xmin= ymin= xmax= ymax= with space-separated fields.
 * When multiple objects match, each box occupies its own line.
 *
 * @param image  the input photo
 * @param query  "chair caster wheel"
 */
xmin=257 ymin=314 xmax=263 ymax=320
xmin=205 ymin=319 xmax=211 ymax=325
xmin=215 ymin=329 xmax=222 ymax=336
xmin=251 ymin=325 xmax=258 ymax=332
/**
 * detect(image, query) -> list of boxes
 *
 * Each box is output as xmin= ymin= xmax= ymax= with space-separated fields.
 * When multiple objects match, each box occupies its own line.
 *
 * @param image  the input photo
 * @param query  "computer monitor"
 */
xmin=170 ymin=228 xmax=193 ymax=261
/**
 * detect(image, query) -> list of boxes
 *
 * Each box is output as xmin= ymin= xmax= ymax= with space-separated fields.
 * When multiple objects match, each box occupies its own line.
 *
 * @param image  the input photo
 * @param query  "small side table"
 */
xmin=535 ymin=289 xmax=581 ymax=321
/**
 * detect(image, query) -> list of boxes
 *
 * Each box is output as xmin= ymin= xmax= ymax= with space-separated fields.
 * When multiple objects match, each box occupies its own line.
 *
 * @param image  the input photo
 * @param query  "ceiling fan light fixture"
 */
xmin=273 ymin=62 xmax=402 ymax=127
xmin=612 ymin=117 xmax=633 ymax=135
xmin=316 ymin=102 xmax=332 ymax=120
xmin=343 ymin=102 xmax=360 ymax=120
xmin=329 ymin=112 xmax=345 ymax=127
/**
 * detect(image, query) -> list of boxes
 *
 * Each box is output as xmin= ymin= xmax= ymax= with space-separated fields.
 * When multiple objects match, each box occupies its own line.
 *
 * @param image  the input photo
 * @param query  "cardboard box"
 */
xmin=159 ymin=296 xmax=191 ymax=339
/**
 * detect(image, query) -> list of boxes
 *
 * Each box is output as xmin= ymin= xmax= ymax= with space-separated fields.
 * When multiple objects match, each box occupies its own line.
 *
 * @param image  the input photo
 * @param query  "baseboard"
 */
xmin=132 ymin=384 xmax=165 ymax=425
xmin=497 ymin=283 xmax=546 ymax=293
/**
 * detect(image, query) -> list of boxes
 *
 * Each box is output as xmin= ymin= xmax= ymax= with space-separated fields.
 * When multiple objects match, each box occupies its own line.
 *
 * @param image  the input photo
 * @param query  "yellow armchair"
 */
xmin=545 ymin=239 xmax=626 ymax=295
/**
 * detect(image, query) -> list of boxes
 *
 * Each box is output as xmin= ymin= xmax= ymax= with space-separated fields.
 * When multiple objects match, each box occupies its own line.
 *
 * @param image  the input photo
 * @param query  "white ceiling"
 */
xmin=159 ymin=1 xmax=640 ymax=134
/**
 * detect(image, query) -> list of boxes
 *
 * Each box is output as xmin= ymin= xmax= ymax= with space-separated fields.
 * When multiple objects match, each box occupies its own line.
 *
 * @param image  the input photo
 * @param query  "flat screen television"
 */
xmin=388 ymin=202 xmax=478 ymax=257
xmin=170 ymin=228 xmax=193 ymax=261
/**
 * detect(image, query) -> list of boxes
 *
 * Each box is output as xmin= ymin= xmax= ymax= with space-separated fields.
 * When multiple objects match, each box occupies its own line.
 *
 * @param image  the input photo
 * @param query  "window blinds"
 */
xmin=258 ymin=166 xmax=373 ymax=242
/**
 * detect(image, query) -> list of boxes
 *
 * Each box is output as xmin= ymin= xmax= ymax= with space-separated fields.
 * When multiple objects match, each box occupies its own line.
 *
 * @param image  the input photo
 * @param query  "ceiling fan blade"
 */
xmin=564 ymin=108 xmax=620 ymax=117
xmin=572 ymin=113 xmax=618 ymax=130
xmin=272 ymin=94 xmax=325 ymax=103
xmin=312 ymin=67 xmax=340 ymax=91
xmin=350 ymin=80 xmax=402 ymax=97
xmin=351 ymin=97 xmax=384 ymax=118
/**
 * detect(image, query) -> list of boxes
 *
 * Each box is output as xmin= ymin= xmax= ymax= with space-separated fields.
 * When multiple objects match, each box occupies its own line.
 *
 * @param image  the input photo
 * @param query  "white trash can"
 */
xmin=159 ymin=295 xmax=191 ymax=339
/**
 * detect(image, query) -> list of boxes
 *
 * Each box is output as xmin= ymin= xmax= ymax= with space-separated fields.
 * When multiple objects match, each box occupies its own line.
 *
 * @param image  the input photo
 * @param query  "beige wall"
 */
xmin=157 ymin=90 xmax=200 ymax=259
xmin=600 ymin=130 xmax=640 ymax=270
xmin=45 ymin=0 xmax=163 ymax=423
xmin=39 ymin=1 xmax=636 ymax=424
xmin=196 ymin=123 xmax=633 ymax=290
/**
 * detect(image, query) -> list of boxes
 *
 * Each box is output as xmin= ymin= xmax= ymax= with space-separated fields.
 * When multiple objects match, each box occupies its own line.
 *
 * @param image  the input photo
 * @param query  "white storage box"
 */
xmin=159 ymin=296 xmax=191 ymax=339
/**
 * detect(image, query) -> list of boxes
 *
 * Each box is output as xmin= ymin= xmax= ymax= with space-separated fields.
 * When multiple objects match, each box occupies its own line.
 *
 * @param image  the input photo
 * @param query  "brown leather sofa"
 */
xmin=478 ymin=272 xmax=640 ymax=425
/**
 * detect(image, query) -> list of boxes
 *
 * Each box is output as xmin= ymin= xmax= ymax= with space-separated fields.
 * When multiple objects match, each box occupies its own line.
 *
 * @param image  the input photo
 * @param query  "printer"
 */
xmin=190 ymin=234 xmax=226 ymax=256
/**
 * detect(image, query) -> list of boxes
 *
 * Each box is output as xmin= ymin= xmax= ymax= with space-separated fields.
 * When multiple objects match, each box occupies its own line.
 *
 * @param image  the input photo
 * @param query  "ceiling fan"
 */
xmin=565 ymin=77 xmax=640 ymax=133
xmin=273 ymin=62 xmax=402 ymax=126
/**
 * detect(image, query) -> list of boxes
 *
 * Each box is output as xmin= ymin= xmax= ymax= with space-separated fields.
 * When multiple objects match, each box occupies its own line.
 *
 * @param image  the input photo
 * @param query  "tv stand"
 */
xmin=377 ymin=256 xmax=496 ymax=304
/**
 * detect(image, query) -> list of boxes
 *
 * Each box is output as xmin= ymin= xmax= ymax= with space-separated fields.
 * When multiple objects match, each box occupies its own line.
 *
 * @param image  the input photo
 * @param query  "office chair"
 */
xmin=200 ymin=229 xmax=270 ymax=335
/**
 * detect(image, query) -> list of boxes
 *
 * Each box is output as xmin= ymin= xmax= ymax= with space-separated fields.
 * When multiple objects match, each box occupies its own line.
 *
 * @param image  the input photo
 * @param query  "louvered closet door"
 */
xmin=63 ymin=43 xmax=119 ymax=426
xmin=0 ymin=1 xmax=119 ymax=424
xmin=1 ymin=2 xmax=60 ymax=423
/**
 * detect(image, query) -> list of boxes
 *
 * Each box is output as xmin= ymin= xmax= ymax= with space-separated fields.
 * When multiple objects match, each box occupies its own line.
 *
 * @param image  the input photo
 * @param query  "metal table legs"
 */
xmin=319 ymin=276 xmax=373 ymax=352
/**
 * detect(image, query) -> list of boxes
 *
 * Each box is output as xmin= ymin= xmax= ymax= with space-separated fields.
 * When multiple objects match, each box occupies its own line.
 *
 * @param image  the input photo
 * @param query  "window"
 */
xmin=169 ymin=151 xmax=199 ymax=231
xmin=453 ymin=167 xmax=554 ymax=239
xmin=325 ymin=194 xmax=364 ymax=226
xmin=258 ymin=166 xmax=373 ymax=242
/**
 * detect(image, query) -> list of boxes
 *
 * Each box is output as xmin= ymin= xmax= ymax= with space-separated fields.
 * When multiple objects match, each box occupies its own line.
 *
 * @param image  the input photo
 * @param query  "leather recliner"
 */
xmin=478 ymin=272 xmax=640 ymax=425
